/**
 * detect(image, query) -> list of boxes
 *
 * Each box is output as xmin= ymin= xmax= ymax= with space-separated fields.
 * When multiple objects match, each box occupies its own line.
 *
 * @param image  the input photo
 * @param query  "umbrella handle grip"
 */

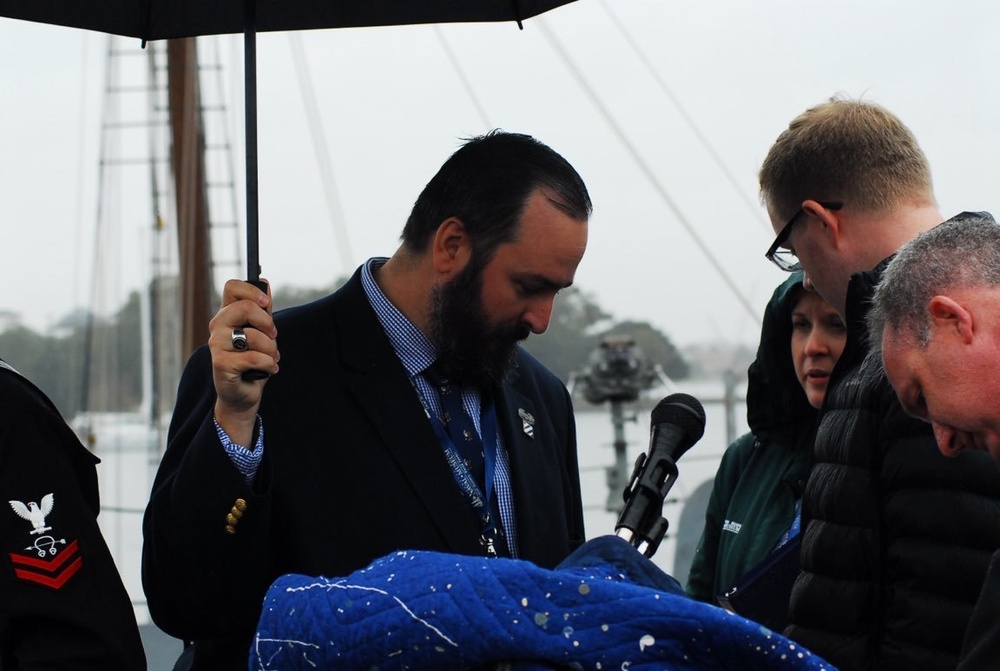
xmin=241 ymin=279 xmax=271 ymax=382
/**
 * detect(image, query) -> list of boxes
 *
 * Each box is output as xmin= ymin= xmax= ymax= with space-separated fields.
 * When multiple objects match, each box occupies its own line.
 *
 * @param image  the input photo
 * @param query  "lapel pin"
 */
xmin=518 ymin=408 xmax=535 ymax=439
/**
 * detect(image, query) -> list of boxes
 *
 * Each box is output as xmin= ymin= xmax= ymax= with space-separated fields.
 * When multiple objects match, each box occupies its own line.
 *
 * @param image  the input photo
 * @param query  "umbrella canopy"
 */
xmin=0 ymin=0 xmax=578 ymax=283
xmin=0 ymin=0 xmax=576 ymax=41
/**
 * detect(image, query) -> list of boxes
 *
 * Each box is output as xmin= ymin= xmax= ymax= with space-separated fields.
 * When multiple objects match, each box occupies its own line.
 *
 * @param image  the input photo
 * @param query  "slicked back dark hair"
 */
xmin=401 ymin=130 xmax=592 ymax=263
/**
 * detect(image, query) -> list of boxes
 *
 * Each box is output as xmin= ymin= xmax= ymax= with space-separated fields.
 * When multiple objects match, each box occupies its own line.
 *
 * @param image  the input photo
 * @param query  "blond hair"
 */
xmin=759 ymin=95 xmax=934 ymax=221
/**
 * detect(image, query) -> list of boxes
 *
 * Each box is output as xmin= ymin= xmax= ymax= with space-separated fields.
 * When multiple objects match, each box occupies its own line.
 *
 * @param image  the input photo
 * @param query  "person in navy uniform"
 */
xmin=0 ymin=359 xmax=146 ymax=669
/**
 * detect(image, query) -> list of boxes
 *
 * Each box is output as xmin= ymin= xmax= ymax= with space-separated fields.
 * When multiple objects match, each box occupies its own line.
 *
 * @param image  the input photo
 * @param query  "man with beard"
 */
xmin=142 ymin=130 xmax=591 ymax=670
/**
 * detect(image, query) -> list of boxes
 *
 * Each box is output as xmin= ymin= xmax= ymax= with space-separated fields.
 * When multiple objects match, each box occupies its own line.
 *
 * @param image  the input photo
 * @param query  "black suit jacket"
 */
xmin=142 ymin=269 xmax=586 ymax=669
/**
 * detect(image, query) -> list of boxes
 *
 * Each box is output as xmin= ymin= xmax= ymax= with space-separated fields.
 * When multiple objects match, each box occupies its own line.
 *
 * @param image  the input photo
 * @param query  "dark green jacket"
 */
xmin=686 ymin=275 xmax=816 ymax=604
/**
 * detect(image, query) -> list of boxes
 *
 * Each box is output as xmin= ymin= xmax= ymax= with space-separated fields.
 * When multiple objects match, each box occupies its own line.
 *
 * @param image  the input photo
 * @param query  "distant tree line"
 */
xmin=0 ymin=291 xmax=144 ymax=418
xmin=0 ymin=283 xmax=688 ymax=419
xmin=519 ymin=288 xmax=689 ymax=386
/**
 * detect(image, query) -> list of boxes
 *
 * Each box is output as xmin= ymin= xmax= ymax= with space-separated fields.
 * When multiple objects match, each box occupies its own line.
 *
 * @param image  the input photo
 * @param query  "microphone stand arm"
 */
xmin=614 ymin=448 xmax=679 ymax=557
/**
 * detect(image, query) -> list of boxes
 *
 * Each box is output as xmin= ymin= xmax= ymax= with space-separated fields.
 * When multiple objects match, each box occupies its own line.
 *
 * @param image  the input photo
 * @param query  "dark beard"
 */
xmin=430 ymin=261 xmax=529 ymax=389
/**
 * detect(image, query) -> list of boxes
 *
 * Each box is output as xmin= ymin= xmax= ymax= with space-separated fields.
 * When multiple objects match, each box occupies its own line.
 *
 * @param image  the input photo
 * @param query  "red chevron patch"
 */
xmin=9 ymin=538 xmax=82 ymax=589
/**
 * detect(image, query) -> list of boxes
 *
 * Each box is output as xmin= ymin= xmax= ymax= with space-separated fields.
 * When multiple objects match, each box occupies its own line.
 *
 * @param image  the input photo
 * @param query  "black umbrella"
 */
xmin=0 ymin=0 xmax=578 ymax=284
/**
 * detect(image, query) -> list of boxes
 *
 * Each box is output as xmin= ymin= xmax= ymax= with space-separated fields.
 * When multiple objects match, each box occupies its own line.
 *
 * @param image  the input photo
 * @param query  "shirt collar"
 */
xmin=360 ymin=257 xmax=437 ymax=378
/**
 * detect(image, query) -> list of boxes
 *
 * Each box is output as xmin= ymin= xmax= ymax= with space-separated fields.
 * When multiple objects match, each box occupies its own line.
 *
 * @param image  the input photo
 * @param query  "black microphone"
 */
xmin=615 ymin=393 xmax=706 ymax=557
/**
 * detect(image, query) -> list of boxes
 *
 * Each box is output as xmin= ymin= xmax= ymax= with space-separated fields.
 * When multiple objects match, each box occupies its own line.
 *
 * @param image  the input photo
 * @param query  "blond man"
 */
xmin=759 ymin=96 xmax=1000 ymax=670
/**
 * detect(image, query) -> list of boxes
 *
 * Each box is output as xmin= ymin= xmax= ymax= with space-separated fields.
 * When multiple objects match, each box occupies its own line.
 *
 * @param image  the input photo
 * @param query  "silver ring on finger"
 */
xmin=231 ymin=327 xmax=249 ymax=352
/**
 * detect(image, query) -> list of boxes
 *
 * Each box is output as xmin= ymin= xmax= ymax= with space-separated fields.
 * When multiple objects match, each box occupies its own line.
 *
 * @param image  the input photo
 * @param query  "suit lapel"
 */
xmin=333 ymin=276 xmax=482 ymax=556
xmin=495 ymin=375 xmax=549 ymax=548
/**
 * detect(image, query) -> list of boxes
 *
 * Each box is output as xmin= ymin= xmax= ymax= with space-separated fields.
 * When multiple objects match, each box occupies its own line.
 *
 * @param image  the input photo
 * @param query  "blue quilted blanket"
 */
xmin=251 ymin=536 xmax=835 ymax=670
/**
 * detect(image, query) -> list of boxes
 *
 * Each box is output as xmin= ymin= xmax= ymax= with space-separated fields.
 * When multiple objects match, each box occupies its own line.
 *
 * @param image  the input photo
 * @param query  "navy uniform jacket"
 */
xmin=142 ymin=269 xmax=586 ymax=669
xmin=0 ymin=362 xmax=146 ymax=669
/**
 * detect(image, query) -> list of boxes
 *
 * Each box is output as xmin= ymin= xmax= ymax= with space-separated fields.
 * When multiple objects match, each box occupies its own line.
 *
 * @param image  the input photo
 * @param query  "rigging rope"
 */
xmin=288 ymin=33 xmax=355 ymax=277
xmin=432 ymin=25 xmax=494 ymax=130
xmin=536 ymin=17 xmax=762 ymax=326
xmin=600 ymin=0 xmax=771 ymax=232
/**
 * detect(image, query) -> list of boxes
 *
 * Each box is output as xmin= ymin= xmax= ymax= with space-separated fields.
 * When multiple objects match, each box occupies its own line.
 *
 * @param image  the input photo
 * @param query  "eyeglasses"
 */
xmin=764 ymin=201 xmax=843 ymax=272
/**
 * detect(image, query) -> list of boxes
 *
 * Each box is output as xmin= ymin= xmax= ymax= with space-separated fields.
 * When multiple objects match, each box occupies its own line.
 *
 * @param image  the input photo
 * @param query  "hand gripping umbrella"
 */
xmin=0 ymin=0 xmax=578 ymax=286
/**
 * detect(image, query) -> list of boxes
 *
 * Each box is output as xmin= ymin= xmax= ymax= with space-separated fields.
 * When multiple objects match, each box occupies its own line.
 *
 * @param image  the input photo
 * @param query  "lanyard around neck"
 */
xmin=428 ymin=397 xmax=499 ymax=511
xmin=422 ymin=388 xmax=504 ymax=555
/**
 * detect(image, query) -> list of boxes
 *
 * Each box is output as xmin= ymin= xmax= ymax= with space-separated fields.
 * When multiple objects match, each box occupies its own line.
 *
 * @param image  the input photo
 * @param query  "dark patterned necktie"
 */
xmin=424 ymin=362 xmax=509 ymax=557
xmin=423 ymin=363 xmax=485 ymax=491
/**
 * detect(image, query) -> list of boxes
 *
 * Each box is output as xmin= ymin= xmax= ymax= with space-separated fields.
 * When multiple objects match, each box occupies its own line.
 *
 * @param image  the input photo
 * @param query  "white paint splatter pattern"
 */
xmin=253 ymin=564 xmax=459 ymax=670
xmin=251 ymin=546 xmax=837 ymax=670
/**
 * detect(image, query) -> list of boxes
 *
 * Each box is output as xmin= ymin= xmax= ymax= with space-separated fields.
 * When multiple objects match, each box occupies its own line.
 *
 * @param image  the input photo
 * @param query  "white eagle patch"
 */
xmin=9 ymin=493 xmax=55 ymax=535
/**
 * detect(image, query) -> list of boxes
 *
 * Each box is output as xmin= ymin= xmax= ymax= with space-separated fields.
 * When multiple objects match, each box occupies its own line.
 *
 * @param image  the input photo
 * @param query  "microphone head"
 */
xmin=650 ymin=393 xmax=706 ymax=448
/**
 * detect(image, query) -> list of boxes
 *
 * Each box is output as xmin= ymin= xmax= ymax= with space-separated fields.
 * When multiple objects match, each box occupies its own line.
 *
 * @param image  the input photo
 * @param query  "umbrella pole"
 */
xmin=244 ymin=0 xmax=262 ymax=286
xmin=240 ymin=0 xmax=270 ymax=381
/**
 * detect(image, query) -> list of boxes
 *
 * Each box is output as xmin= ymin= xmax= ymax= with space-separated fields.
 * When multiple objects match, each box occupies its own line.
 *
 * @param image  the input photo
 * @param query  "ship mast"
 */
xmin=166 ymin=38 xmax=214 ymax=361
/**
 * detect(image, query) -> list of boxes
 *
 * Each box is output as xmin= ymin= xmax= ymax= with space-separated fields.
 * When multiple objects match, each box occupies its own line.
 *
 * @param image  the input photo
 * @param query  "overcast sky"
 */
xmin=2 ymin=0 xmax=999 ymax=351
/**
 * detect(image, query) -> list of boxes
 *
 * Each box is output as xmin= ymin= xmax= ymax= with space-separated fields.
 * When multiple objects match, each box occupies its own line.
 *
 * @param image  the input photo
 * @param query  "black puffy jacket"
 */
xmin=786 ymin=250 xmax=1000 ymax=670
